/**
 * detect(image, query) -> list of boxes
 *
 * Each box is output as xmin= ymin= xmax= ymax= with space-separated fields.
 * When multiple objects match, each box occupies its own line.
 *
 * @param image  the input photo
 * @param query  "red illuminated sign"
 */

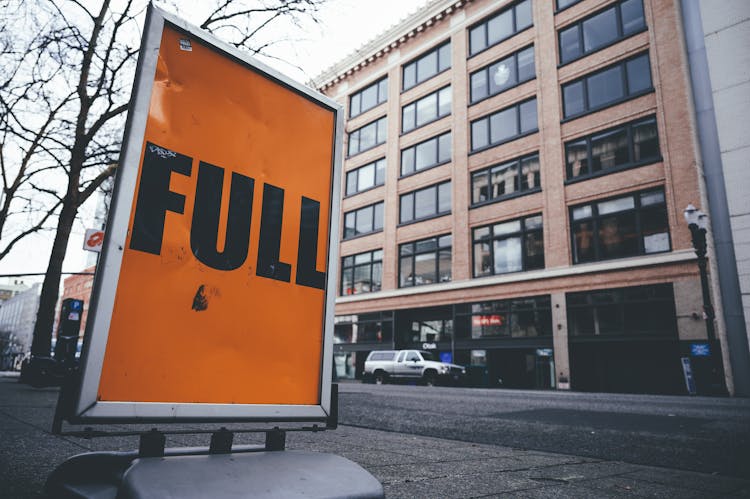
xmin=472 ymin=315 xmax=504 ymax=327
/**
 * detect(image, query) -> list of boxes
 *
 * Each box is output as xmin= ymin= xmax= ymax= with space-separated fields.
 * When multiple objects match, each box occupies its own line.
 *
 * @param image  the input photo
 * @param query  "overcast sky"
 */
xmin=257 ymin=0 xmax=432 ymax=82
xmin=0 ymin=0 xmax=431 ymax=282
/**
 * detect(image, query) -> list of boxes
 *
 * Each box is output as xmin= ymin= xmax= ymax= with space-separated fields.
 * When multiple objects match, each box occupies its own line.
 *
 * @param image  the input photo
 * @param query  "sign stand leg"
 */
xmin=326 ymin=383 xmax=338 ymax=429
xmin=209 ymin=428 xmax=233 ymax=454
xmin=264 ymin=428 xmax=286 ymax=451
xmin=139 ymin=429 xmax=166 ymax=457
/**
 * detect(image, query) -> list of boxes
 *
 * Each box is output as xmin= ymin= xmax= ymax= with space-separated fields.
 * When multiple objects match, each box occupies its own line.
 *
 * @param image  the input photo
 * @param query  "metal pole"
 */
xmin=689 ymin=223 xmax=715 ymax=341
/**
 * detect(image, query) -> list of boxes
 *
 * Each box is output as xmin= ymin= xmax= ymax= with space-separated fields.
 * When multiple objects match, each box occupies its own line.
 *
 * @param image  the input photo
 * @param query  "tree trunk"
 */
xmin=30 ymin=199 xmax=78 ymax=357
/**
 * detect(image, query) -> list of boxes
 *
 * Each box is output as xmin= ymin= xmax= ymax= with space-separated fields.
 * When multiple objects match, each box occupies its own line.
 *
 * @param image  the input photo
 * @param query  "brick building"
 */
xmin=314 ymin=0 xmax=735 ymax=394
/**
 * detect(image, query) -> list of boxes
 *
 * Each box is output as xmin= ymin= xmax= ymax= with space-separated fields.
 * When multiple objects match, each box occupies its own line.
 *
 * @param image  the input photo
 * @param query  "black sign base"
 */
xmin=45 ymin=449 xmax=383 ymax=498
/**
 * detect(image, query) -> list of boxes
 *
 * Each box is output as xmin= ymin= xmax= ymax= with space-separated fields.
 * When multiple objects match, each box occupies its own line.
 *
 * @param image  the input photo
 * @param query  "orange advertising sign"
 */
xmin=73 ymin=8 xmax=342 ymax=421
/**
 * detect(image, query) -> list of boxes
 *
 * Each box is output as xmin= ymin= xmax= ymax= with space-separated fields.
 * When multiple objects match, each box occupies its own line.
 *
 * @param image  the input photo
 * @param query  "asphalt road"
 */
xmin=337 ymin=382 xmax=750 ymax=478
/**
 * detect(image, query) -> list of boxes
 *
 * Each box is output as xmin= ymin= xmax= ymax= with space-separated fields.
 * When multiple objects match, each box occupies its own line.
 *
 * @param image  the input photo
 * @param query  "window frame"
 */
xmin=569 ymin=187 xmax=671 ymax=264
xmin=468 ymin=0 xmax=534 ymax=58
xmin=565 ymin=115 xmax=661 ymax=183
xmin=556 ymin=0 xmax=583 ymax=12
xmin=343 ymin=201 xmax=384 ymax=240
xmin=470 ymin=152 xmax=541 ymax=207
xmin=345 ymin=157 xmax=386 ymax=197
xmin=561 ymin=52 xmax=653 ymax=121
xmin=349 ymin=76 xmax=388 ymax=118
xmin=399 ymin=180 xmax=452 ymax=225
xmin=558 ymin=0 xmax=647 ymax=66
xmin=402 ymin=40 xmax=452 ymax=91
xmin=401 ymin=85 xmax=452 ymax=134
xmin=347 ymin=116 xmax=388 ymax=157
xmin=398 ymin=234 xmax=453 ymax=288
xmin=469 ymin=45 xmax=536 ymax=105
xmin=340 ymin=249 xmax=383 ymax=296
xmin=470 ymin=97 xmax=538 ymax=153
xmin=471 ymin=214 xmax=545 ymax=278
xmin=400 ymin=131 xmax=452 ymax=177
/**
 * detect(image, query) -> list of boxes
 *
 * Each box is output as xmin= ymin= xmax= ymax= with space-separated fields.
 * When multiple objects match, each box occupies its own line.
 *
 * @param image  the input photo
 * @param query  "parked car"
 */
xmin=363 ymin=349 xmax=466 ymax=386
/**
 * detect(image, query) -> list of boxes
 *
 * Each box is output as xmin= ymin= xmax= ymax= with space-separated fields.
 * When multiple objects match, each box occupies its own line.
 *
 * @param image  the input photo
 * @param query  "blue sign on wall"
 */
xmin=690 ymin=343 xmax=711 ymax=357
xmin=440 ymin=352 xmax=453 ymax=364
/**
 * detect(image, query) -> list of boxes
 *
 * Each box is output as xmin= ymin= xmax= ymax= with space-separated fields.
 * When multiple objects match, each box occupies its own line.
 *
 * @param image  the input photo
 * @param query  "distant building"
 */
xmin=314 ymin=0 xmax=742 ymax=395
xmin=0 ymin=283 xmax=40 ymax=370
xmin=0 ymin=280 xmax=29 ymax=302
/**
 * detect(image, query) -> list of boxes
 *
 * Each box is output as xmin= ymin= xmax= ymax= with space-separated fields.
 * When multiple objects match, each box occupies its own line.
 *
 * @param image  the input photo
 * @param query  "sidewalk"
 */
xmin=1 ymin=377 xmax=749 ymax=498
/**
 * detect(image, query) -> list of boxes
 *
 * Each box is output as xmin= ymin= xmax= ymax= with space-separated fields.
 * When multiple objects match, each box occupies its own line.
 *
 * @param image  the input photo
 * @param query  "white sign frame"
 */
xmin=71 ymin=5 xmax=343 ymax=423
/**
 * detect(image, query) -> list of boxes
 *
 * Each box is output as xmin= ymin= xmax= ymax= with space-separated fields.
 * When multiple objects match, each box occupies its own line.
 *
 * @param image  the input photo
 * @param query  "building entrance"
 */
xmin=486 ymin=348 xmax=554 ymax=389
xmin=569 ymin=340 xmax=683 ymax=394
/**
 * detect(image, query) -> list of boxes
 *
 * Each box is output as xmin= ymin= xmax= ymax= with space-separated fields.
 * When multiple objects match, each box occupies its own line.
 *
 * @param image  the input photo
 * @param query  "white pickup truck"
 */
xmin=363 ymin=350 xmax=466 ymax=386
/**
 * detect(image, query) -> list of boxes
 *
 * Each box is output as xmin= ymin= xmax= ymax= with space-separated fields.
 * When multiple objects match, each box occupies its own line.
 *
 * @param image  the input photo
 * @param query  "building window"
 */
xmin=346 ymin=158 xmax=386 ymax=196
xmin=470 ymin=46 xmax=535 ymax=104
xmin=456 ymin=296 xmax=552 ymax=339
xmin=401 ymin=131 xmax=451 ymax=176
xmin=567 ymin=284 xmax=677 ymax=337
xmin=556 ymin=0 xmax=582 ymax=10
xmin=571 ymin=188 xmax=670 ymax=264
xmin=472 ymin=214 xmax=544 ymax=277
xmin=348 ymin=116 xmax=387 ymax=156
xmin=343 ymin=201 xmax=384 ymax=239
xmin=334 ymin=311 xmax=393 ymax=344
xmin=562 ymin=52 xmax=652 ymax=119
xmin=402 ymin=86 xmax=452 ymax=133
xmin=400 ymin=181 xmax=451 ymax=224
xmin=471 ymin=152 xmax=540 ymax=205
xmin=403 ymin=41 xmax=451 ymax=91
xmin=349 ymin=77 xmax=388 ymax=118
xmin=469 ymin=0 xmax=533 ymax=56
xmin=341 ymin=249 xmax=383 ymax=296
xmin=399 ymin=235 xmax=452 ymax=287
xmin=566 ymin=116 xmax=660 ymax=181
xmin=559 ymin=0 xmax=646 ymax=65
xmin=471 ymin=98 xmax=537 ymax=152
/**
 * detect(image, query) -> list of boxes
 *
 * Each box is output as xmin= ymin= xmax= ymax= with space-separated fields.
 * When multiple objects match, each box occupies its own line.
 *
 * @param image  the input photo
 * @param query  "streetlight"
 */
xmin=683 ymin=204 xmax=715 ymax=340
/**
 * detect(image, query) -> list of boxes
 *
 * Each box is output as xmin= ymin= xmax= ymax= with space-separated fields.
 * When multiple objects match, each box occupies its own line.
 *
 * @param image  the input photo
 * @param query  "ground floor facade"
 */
xmin=332 ymin=254 xmax=728 ymax=396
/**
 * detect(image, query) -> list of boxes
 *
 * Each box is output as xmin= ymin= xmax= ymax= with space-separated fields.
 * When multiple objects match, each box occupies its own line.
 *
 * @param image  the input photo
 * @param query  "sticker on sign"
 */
xmin=70 ymin=6 xmax=343 ymax=423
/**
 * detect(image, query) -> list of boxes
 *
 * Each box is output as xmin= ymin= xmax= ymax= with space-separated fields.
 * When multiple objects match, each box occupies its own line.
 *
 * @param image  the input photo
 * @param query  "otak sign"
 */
xmin=73 ymin=6 xmax=342 ymax=422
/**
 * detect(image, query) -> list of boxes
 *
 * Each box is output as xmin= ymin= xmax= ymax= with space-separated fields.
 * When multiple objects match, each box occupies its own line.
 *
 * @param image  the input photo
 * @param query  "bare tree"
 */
xmin=0 ymin=0 xmax=325 ymax=358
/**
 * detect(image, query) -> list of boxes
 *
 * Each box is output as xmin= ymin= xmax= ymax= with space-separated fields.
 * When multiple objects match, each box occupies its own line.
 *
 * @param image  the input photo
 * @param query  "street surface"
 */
xmin=2 ymin=376 xmax=749 ymax=498
xmin=338 ymin=382 xmax=750 ymax=478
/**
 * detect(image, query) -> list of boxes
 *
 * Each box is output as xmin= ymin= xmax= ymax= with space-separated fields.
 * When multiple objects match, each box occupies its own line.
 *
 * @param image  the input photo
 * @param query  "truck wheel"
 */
xmin=423 ymin=371 xmax=437 ymax=387
xmin=374 ymin=371 xmax=387 ymax=385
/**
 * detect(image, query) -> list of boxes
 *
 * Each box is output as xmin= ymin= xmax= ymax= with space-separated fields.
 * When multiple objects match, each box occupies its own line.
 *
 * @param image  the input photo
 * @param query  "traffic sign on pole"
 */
xmin=72 ymin=6 xmax=342 ymax=423
xmin=82 ymin=229 xmax=105 ymax=253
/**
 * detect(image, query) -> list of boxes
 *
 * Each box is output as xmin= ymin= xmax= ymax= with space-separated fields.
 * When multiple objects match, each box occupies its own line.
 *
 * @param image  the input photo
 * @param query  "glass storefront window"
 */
xmin=567 ymin=284 xmax=677 ymax=337
xmin=334 ymin=312 xmax=393 ymax=344
xmin=457 ymin=296 xmax=552 ymax=339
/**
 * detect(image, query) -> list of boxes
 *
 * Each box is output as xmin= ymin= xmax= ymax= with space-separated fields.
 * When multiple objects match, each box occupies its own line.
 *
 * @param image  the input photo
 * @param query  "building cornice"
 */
xmin=312 ymin=0 xmax=472 ymax=92
xmin=335 ymin=250 xmax=698 ymax=305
